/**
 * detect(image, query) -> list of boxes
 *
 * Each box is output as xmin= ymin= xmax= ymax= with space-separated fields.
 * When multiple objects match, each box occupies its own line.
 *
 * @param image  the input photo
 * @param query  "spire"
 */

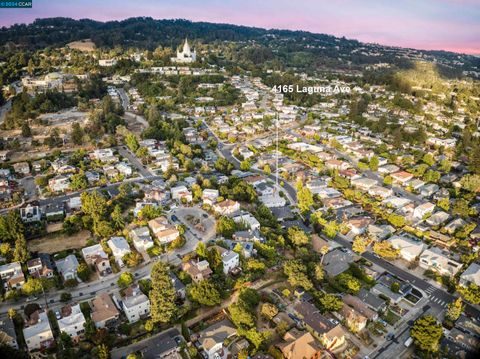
xmin=183 ymin=38 xmax=190 ymax=54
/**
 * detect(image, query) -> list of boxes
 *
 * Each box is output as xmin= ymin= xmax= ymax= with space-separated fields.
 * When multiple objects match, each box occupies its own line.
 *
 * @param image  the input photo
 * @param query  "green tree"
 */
xmin=77 ymin=262 xmax=92 ymax=282
xmin=446 ymin=297 xmax=463 ymax=321
xmin=70 ymin=171 xmax=88 ymax=190
xmin=422 ymin=153 xmax=435 ymax=166
xmin=123 ymin=252 xmax=142 ymax=268
xmin=387 ymin=213 xmax=405 ymax=228
xmin=373 ymin=241 xmax=399 ymax=259
xmin=125 ymin=132 xmax=139 ymax=152
xmin=71 ymin=123 xmax=84 ymax=145
xmin=314 ymin=292 xmax=343 ymax=313
xmin=240 ymin=160 xmax=251 ymax=171
xmin=369 ymin=156 xmax=379 ymax=171
xmin=261 ymin=303 xmax=278 ymax=320
xmin=22 ymin=278 xmax=43 ymax=296
xmin=287 ymin=226 xmax=310 ymax=247
xmin=297 ymin=182 xmax=314 ymax=214
xmin=111 ymin=204 xmax=124 ymax=229
xmin=149 ymin=261 xmax=177 ymax=324
xmin=188 ymin=280 xmax=221 ymax=306
xmin=314 ymin=263 xmax=324 ymax=282
xmin=437 ymin=197 xmax=450 ymax=212
xmin=283 ymin=260 xmax=313 ymax=290
xmin=216 ymin=216 xmax=236 ymax=238
xmin=117 ymin=272 xmax=134 ymax=288
xmin=229 ymin=301 xmax=256 ymax=329
xmin=410 ymin=315 xmax=442 ymax=353
xmin=13 ymin=235 xmax=29 ymax=263
xmin=97 ymin=344 xmax=110 ymax=359
xmin=337 ymin=273 xmax=361 ymax=294
xmin=352 ymin=237 xmax=369 ymax=254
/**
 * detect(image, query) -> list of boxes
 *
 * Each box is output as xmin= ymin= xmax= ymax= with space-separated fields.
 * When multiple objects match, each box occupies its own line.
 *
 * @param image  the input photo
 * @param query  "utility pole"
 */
xmin=276 ymin=113 xmax=279 ymax=187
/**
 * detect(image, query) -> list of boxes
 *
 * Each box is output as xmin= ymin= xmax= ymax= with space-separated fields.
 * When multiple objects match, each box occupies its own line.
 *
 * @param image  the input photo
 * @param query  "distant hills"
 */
xmin=1 ymin=17 xmax=479 ymax=74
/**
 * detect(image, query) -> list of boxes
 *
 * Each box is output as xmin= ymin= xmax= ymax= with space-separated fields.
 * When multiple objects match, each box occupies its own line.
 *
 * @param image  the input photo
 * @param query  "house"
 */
xmin=57 ymin=304 xmax=86 ymax=341
xmin=357 ymin=288 xmax=387 ymax=312
xmin=182 ymin=260 xmax=212 ymax=283
xmin=130 ymin=227 xmax=154 ymax=252
xmin=413 ymin=202 xmax=435 ymax=220
xmin=48 ymin=175 xmax=70 ymax=192
xmin=91 ymin=293 xmax=120 ymax=328
xmin=276 ymin=329 xmax=323 ymax=359
xmin=0 ymin=262 xmax=25 ymax=290
xmin=368 ymin=186 xmax=394 ymax=199
xmin=347 ymin=216 xmax=374 ymax=235
xmin=323 ymin=249 xmax=353 ymax=277
xmin=221 ymin=250 xmax=240 ymax=275
xmin=323 ymin=197 xmax=352 ymax=210
xmin=294 ymin=302 xmax=346 ymax=351
xmin=419 ymin=248 xmax=462 ymax=277
xmin=116 ymin=162 xmax=132 ymax=176
xmin=107 ymin=237 xmax=131 ymax=267
xmin=198 ymin=319 xmax=236 ymax=359
xmin=367 ymin=224 xmax=395 ymax=240
xmin=213 ymin=199 xmax=240 ymax=216
xmin=342 ymin=295 xmax=378 ymax=321
xmin=390 ymin=171 xmax=414 ymax=185
xmin=202 ymin=189 xmax=219 ymax=205
xmin=259 ymin=193 xmax=286 ymax=208
xmin=170 ymin=273 xmax=186 ymax=299
xmin=232 ymin=212 xmax=261 ymax=231
xmin=337 ymin=303 xmax=368 ymax=332
xmin=81 ymin=244 xmax=112 ymax=276
xmin=171 ymin=185 xmax=192 ymax=202
xmin=378 ymin=164 xmax=400 ymax=175
xmin=446 ymin=328 xmax=480 ymax=352
xmin=27 ymin=254 xmax=54 ymax=279
xmin=20 ymin=204 xmax=41 ymax=223
xmin=325 ymin=160 xmax=350 ymax=171
xmin=232 ymin=230 xmax=263 ymax=242
xmin=122 ymin=285 xmax=150 ymax=323
xmin=351 ymin=177 xmax=378 ymax=191
xmin=460 ymin=263 xmax=480 ymax=287
xmin=148 ymin=217 xmax=179 ymax=244
xmin=133 ymin=329 xmax=181 ymax=359
xmin=23 ymin=310 xmax=54 ymax=351
xmin=13 ymin=162 xmax=30 ymax=175
xmin=388 ymin=235 xmax=425 ymax=262
xmin=55 ymin=255 xmax=79 ymax=281
xmin=420 ymin=183 xmax=439 ymax=197
xmin=0 ymin=318 xmax=18 ymax=348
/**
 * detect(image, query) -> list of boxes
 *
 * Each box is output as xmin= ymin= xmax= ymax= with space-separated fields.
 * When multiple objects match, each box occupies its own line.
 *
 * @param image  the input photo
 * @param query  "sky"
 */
xmin=0 ymin=0 xmax=479 ymax=55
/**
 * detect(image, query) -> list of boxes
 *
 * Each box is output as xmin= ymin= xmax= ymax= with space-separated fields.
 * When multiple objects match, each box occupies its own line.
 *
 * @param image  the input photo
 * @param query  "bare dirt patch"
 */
xmin=29 ymin=230 xmax=91 ymax=253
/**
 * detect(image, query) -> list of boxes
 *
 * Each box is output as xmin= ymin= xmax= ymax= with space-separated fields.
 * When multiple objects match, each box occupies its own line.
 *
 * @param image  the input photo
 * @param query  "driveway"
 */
xmin=171 ymin=206 xmax=216 ymax=242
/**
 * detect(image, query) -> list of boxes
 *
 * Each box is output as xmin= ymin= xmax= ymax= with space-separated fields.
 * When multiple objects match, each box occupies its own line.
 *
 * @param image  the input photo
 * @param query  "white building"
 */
xmin=460 ymin=263 xmax=480 ymax=287
xmin=55 ymin=255 xmax=79 ymax=281
xmin=419 ymin=248 xmax=462 ymax=277
xmin=213 ymin=199 xmax=241 ymax=216
xmin=107 ymin=236 xmax=131 ymax=267
xmin=0 ymin=262 xmax=25 ymax=290
xmin=57 ymin=304 xmax=86 ymax=341
xmin=221 ymin=251 xmax=240 ymax=275
xmin=388 ymin=235 xmax=425 ymax=262
xmin=122 ymin=285 xmax=150 ymax=323
xmin=202 ymin=188 xmax=219 ymax=206
xmin=259 ymin=194 xmax=286 ymax=208
xmin=171 ymin=38 xmax=196 ymax=63
xmin=413 ymin=202 xmax=435 ymax=220
xmin=232 ymin=213 xmax=261 ymax=231
xmin=23 ymin=311 xmax=54 ymax=351
xmin=171 ymin=185 xmax=193 ymax=202
xmin=130 ymin=227 xmax=154 ymax=252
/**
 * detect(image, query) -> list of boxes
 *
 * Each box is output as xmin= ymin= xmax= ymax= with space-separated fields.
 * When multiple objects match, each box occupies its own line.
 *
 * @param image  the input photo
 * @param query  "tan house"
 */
xmin=294 ymin=302 xmax=346 ymax=352
xmin=91 ymin=293 xmax=120 ymax=328
xmin=390 ymin=171 xmax=414 ymax=185
xmin=342 ymin=294 xmax=378 ymax=320
xmin=182 ymin=260 xmax=212 ymax=283
xmin=148 ymin=217 xmax=180 ymax=244
xmin=277 ymin=329 xmax=325 ymax=359
xmin=337 ymin=304 xmax=368 ymax=332
xmin=213 ymin=199 xmax=240 ymax=216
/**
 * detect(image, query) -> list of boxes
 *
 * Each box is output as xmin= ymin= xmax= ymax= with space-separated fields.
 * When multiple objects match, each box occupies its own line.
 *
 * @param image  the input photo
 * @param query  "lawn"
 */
xmin=382 ymin=309 xmax=401 ymax=325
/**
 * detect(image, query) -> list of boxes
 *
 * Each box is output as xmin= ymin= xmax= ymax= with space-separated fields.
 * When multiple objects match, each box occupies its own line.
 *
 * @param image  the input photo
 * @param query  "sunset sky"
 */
xmin=1 ymin=0 xmax=479 ymax=55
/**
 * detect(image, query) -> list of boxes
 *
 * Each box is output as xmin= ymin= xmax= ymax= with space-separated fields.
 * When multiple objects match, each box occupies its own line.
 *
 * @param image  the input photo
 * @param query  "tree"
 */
xmin=369 ymin=156 xmax=379 ymax=171
xmin=123 ymin=252 xmax=142 ymax=267
xmin=196 ymin=242 xmax=208 ymax=259
xmin=13 ymin=235 xmax=29 ymax=263
xmin=97 ymin=344 xmax=110 ymax=359
xmin=390 ymin=282 xmax=400 ymax=293
xmin=337 ymin=273 xmax=361 ymax=294
xmin=458 ymin=283 xmax=480 ymax=304
xmin=297 ymin=182 xmax=314 ymax=213
xmin=77 ymin=262 xmax=92 ymax=282
xmin=216 ymin=216 xmax=236 ymax=238
xmin=240 ymin=160 xmax=251 ymax=171
xmin=287 ymin=226 xmax=310 ymax=247
xmin=387 ymin=213 xmax=405 ymax=228
xmin=22 ymin=278 xmax=43 ymax=296
xmin=70 ymin=171 xmax=88 ymax=190
xmin=188 ymin=280 xmax=221 ymax=306
xmin=314 ymin=263 xmax=324 ymax=282
xmin=111 ymin=204 xmax=124 ymax=229
xmin=323 ymin=221 xmax=339 ymax=238
xmin=352 ymin=237 xmax=368 ymax=254
xmin=229 ymin=301 xmax=256 ymax=329
xmin=314 ymin=292 xmax=343 ymax=313
xmin=7 ymin=308 xmax=16 ymax=319
xmin=459 ymin=174 xmax=480 ymax=193
xmin=446 ymin=298 xmax=463 ymax=321
xmin=373 ymin=241 xmax=399 ymax=260
xmin=437 ymin=197 xmax=450 ymax=212
xmin=422 ymin=153 xmax=435 ymax=166
xmin=410 ymin=315 xmax=442 ymax=353
xmin=117 ymin=272 xmax=134 ymax=288
xmin=261 ymin=303 xmax=278 ymax=320
xmin=453 ymin=199 xmax=470 ymax=217
xmin=21 ymin=122 xmax=31 ymax=137
xmin=283 ymin=260 xmax=313 ymax=290
xmin=149 ymin=262 xmax=177 ymax=324
xmin=71 ymin=123 xmax=84 ymax=145
xmin=61 ymin=292 xmax=72 ymax=302
xmin=125 ymin=132 xmax=139 ymax=152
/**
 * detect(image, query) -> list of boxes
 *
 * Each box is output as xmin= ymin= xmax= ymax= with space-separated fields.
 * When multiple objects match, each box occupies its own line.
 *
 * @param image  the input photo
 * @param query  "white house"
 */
xmin=130 ymin=227 xmax=154 ymax=252
xmin=107 ymin=236 xmax=131 ymax=267
xmin=148 ymin=217 xmax=179 ymax=244
xmin=20 ymin=205 xmax=42 ymax=223
xmin=419 ymin=248 xmax=462 ymax=277
xmin=221 ymin=251 xmax=240 ymax=275
xmin=198 ymin=320 xmax=236 ymax=359
xmin=23 ymin=310 xmax=54 ymax=351
xmin=122 ymin=285 xmax=150 ymax=323
xmin=48 ymin=176 xmax=70 ymax=192
xmin=460 ymin=263 xmax=480 ymax=287
xmin=232 ymin=213 xmax=261 ymax=231
xmin=213 ymin=199 xmax=240 ymax=216
xmin=0 ymin=262 xmax=25 ymax=290
xmin=57 ymin=304 xmax=86 ymax=341
xmin=413 ymin=202 xmax=435 ymax=220
xmin=202 ymin=189 xmax=219 ymax=206
xmin=171 ymin=185 xmax=192 ymax=202
xmin=259 ymin=194 xmax=286 ymax=208
xmin=388 ymin=235 xmax=425 ymax=262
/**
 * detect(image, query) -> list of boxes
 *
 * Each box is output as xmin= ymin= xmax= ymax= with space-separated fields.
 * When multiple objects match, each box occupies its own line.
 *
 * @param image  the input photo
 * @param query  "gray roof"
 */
xmin=323 ymin=249 xmax=352 ymax=277
xmin=357 ymin=288 xmax=386 ymax=311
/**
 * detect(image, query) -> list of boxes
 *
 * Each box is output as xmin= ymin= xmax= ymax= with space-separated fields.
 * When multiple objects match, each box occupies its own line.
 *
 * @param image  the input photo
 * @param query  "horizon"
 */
xmin=0 ymin=0 xmax=479 ymax=56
